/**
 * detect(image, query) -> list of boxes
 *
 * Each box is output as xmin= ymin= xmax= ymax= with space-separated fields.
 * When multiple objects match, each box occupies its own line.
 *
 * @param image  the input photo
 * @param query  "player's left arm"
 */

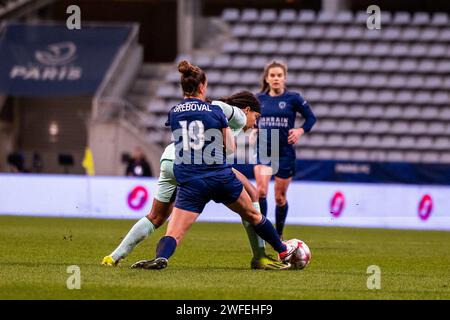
xmin=288 ymin=94 xmax=317 ymax=144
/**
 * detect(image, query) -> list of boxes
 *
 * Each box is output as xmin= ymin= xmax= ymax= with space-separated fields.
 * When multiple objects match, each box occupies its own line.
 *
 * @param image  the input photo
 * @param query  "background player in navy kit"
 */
xmin=254 ymin=61 xmax=316 ymax=239
xmin=131 ymin=60 xmax=299 ymax=270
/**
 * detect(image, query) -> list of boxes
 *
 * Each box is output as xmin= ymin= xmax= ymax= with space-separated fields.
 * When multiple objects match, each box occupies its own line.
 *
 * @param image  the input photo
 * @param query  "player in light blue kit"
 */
xmin=254 ymin=61 xmax=316 ymax=239
xmin=130 ymin=60 xmax=299 ymax=270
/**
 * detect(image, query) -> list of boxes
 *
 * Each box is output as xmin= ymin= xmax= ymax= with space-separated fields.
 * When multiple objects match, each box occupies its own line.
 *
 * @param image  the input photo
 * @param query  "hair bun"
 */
xmin=178 ymin=60 xmax=192 ymax=75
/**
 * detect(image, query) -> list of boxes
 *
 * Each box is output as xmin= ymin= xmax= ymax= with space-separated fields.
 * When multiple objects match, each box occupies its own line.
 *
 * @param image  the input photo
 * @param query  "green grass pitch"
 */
xmin=0 ymin=215 xmax=449 ymax=299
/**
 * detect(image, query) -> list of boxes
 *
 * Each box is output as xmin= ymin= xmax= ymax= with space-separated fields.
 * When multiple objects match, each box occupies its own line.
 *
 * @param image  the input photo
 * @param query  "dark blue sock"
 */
xmin=253 ymin=216 xmax=286 ymax=253
xmin=156 ymin=236 xmax=177 ymax=259
xmin=275 ymin=202 xmax=289 ymax=237
xmin=259 ymin=197 xmax=267 ymax=217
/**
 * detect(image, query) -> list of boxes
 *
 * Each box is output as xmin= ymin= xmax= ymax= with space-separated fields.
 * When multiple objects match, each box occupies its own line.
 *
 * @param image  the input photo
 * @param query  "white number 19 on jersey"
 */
xmin=179 ymin=120 xmax=205 ymax=151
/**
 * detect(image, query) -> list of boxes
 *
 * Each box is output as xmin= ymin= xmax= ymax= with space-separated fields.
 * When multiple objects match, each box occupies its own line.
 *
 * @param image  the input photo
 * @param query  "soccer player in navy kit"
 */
xmin=254 ymin=61 xmax=316 ymax=238
xmin=131 ymin=60 xmax=299 ymax=270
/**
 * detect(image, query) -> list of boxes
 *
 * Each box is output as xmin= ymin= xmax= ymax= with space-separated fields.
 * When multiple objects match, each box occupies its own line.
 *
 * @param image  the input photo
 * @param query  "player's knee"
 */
xmin=257 ymin=186 xmax=268 ymax=198
xmin=147 ymin=214 xmax=164 ymax=228
xmin=275 ymin=194 xmax=287 ymax=206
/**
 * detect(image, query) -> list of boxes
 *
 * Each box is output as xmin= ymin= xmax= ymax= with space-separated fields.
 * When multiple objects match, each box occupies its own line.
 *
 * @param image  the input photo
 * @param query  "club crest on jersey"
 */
xmin=278 ymin=101 xmax=286 ymax=109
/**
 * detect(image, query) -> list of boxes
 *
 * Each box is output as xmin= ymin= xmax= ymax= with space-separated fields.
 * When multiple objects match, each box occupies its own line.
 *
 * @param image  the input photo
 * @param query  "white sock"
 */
xmin=252 ymin=202 xmax=266 ymax=250
xmin=110 ymin=217 xmax=155 ymax=261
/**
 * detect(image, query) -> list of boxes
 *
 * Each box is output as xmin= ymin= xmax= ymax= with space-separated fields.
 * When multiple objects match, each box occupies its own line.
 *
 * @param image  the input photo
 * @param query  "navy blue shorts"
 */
xmin=175 ymin=171 xmax=244 ymax=213
xmin=256 ymin=157 xmax=296 ymax=179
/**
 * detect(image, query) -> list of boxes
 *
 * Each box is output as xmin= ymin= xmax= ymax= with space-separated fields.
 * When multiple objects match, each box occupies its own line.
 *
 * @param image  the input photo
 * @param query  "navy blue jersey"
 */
xmin=257 ymin=90 xmax=316 ymax=160
xmin=168 ymin=98 xmax=232 ymax=183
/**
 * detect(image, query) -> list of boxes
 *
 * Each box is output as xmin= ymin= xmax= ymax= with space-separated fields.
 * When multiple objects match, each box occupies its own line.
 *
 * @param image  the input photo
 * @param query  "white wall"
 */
xmin=1 ymin=173 xmax=449 ymax=231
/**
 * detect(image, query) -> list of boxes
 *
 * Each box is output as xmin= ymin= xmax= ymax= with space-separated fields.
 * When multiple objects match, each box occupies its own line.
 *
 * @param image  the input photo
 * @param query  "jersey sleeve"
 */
xmin=211 ymin=106 xmax=229 ymax=129
xmin=294 ymin=93 xmax=317 ymax=133
xmin=212 ymin=100 xmax=246 ymax=136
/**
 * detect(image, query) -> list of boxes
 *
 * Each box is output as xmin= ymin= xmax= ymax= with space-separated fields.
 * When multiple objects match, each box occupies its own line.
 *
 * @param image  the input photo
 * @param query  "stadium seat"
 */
xmin=362 ymin=135 xmax=380 ymax=148
xmin=404 ymin=151 xmax=422 ymax=162
xmin=223 ymin=40 xmax=240 ymax=54
xmin=431 ymin=12 xmax=449 ymax=26
xmin=440 ymin=152 xmax=450 ymax=164
xmin=307 ymin=25 xmax=326 ymax=39
xmin=336 ymin=11 xmax=354 ymax=24
xmin=286 ymin=25 xmax=308 ymax=40
xmin=427 ymin=122 xmax=446 ymax=135
xmin=325 ymin=57 xmax=344 ymax=71
xmin=195 ymin=55 xmax=213 ymax=68
xmin=259 ymin=40 xmax=278 ymax=54
xmin=345 ymin=26 xmax=364 ymax=40
xmin=260 ymin=9 xmax=277 ymax=23
xmin=249 ymin=24 xmax=269 ymax=38
xmin=222 ymin=71 xmax=241 ymax=84
xmin=316 ymin=41 xmax=334 ymax=56
xmin=298 ymin=10 xmax=316 ymax=24
xmin=348 ymin=74 xmax=370 ymax=88
xmin=354 ymin=117 xmax=376 ymax=133
xmin=384 ymin=105 xmax=403 ymax=119
xmin=231 ymin=24 xmax=249 ymax=38
xmin=241 ymin=40 xmax=259 ymax=54
xmin=279 ymin=9 xmax=297 ymax=23
xmin=369 ymin=74 xmax=388 ymax=88
xmin=412 ymin=12 xmax=431 ymax=26
xmin=398 ymin=137 xmax=416 ymax=149
xmin=240 ymin=8 xmax=259 ymax=23
xmin=296 ymin=72 xmax=315 ymax=86
xmin=212 ymin=55 xmax=231 ymax=68
xmin=391 ymin=121 xmax=410 ymax=134
xmin=287 ymin=56 xmax=306 ymax=70
xmin=250 ymin=55 xmax=268 ymax=69
xmin=438 ymin=29 xmax=450 ymax=42
xmin=372 ymin=121 xmax=390 ymax=134
xmin=352 ymin=150 xmax=369 ymax=161
xmin=380 ymin=135 xmax=398 ymax=149
xmin=410 ymin=122 xmax=428 ymax=135
xmin=420 ymin=27 xmax=440 ymax=42
xmin=387 ymin=151 xmax=404 ymax=162
xmin=330 ymin=104 xmax=348 ymax=117
xmin=335 ymin=149 xmax=352 ymax=160
xmin=324 ymin=26 xmax=345 ymax=40
xmin=313 ymin=73 xmax=333 ymax=87
xmin=268 ymin=25 xmax=288 ymax=38
xmin=222 ymin=8 xmax=240 ymax=23
xmin=422 ymin=152 xmax=440 ymax=162
xmin=366 ymin=104 xmax=384 ymax=118
xmin=296 ymin=149 xmax=316 ymax=159
xmin=279 ymin=41 xmax=297 ymax=55
xmin=401 ymin=28 xmax=421 ymax=41
xmin=394 ymin=90 xmax=414 ymax=104
xmin=392 ymin=12 xmax=411 ymax=26
xmin=345 ymin=134 xmax=362 ymax=147
xmin=335 ymin=42 xmax=353 ymax=56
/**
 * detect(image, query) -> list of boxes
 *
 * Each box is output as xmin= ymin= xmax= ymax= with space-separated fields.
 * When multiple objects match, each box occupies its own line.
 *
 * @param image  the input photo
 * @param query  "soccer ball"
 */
xmin=286 ymin=239 xmax=311 ymax=270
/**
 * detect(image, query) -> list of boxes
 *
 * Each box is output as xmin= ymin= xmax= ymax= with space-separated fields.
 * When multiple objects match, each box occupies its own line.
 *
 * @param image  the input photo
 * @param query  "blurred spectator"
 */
xmin=7 ymin=152 xmax=25 ymax=173
xmin=125 ymin=147 xmax=152 ymax=177
xmin=32 ymin=153 xmax=43 ymax=173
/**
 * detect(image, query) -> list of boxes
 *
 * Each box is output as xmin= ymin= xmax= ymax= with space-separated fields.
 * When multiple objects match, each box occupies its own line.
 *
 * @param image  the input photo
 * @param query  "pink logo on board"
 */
xmin=127 ymin=186 xmax=148 ymax=211
xmin=330 ymin=191 xmax=345 ymax=218
xmin=418 ymin=194 xmax=433 ymax=221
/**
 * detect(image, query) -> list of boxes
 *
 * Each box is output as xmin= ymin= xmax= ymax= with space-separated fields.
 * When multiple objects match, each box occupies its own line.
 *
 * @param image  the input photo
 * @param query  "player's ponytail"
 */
xmin=178 ymin=60 xmax=206 ymax=97
xmin=260 ymin=60 xmax=288 ymax=93
xmin=220 ymin=91 xmax=261 ymax=113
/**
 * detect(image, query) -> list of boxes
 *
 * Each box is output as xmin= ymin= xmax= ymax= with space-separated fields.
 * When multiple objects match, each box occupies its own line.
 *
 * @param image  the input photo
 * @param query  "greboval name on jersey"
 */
xmin=173 ymin=102 xmax=212 ymax=113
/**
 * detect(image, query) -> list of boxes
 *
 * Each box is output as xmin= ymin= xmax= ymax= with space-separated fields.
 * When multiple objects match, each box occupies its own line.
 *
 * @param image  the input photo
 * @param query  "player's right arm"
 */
xmin=223 ymin=127 xmax=236 ymax=155
xmin=212 ymin=100 xmax=247 ymax=136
